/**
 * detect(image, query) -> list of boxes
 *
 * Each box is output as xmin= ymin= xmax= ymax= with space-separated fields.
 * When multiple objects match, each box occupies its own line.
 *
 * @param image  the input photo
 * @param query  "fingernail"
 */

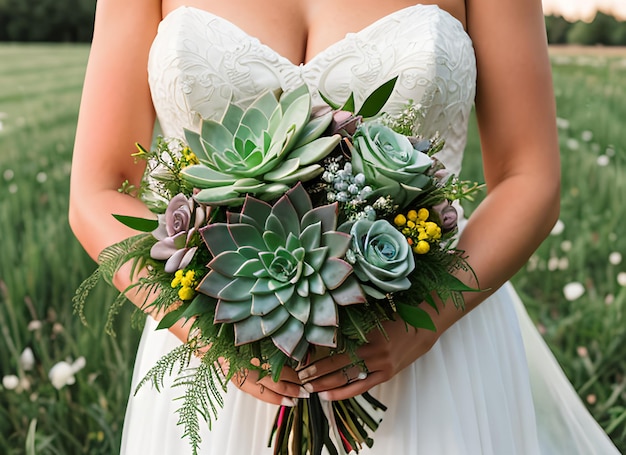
xmin=298 ymin=364 xmax=316 ymax=380
xmin=318 ymin=392 xmax=330 ymax=401
xmin=298 ymin=387 xmax=310 ymax=398
xmin=303 ymin=383 xmax=314 ymax=393
xmin=281 ymin=397 xmax=296 ymax=407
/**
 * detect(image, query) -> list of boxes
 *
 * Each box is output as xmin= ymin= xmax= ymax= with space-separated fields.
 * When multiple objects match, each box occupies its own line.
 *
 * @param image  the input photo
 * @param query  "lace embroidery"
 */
xmin=148 ymin=4 xmax=476 ymax=176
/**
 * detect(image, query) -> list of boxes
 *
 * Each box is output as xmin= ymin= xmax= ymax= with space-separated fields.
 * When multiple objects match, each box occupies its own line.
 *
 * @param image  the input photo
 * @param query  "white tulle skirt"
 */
xmin=120 ymin=282 xmax=619 ymax=454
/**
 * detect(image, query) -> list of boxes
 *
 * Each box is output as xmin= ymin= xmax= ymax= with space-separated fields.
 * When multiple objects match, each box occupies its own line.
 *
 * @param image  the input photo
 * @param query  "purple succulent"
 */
xmin=150 ymin=194 xmax=209 ymax=272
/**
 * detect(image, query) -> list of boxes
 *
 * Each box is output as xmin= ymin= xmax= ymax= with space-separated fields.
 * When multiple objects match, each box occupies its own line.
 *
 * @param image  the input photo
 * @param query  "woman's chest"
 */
xmin=159 ymin=0 xmax=467 ymax=66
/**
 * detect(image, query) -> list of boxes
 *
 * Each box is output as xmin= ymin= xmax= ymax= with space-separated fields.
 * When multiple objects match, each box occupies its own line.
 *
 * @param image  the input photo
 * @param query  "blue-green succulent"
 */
xmin=197 ymin=183 xmax=367 ymax=361
xmin=181 ymin=85 xmax=341 ymax=206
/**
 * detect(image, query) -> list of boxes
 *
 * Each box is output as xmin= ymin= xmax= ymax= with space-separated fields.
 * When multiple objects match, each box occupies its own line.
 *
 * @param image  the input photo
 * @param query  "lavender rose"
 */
xmin=150 ymin=194 xmax=208 ymax=272
xmin=432 ymin=200 xmax=458 ymax=233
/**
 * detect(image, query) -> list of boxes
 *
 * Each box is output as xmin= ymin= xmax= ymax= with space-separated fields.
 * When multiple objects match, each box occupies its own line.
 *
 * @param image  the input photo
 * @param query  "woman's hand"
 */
xmin=296 ymin=316 xmax=442 ymax=401
xmin=226 ymin=360 xmax=310 ymax=407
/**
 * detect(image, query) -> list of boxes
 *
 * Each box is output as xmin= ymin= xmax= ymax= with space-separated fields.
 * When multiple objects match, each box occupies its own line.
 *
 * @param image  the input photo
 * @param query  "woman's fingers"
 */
xmin=296 ymin=352 xmax=353 ymax=383
xmin=232 ymin=367 xmax=309 ymax=407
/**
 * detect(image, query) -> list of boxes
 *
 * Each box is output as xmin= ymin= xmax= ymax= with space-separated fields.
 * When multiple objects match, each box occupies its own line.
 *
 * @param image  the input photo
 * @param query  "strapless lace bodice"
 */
xmin=148 ymin=4 xmax=476 ymax=175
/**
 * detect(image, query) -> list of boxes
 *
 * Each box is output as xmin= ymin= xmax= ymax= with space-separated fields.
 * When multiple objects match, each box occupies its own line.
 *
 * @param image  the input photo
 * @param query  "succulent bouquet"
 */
xmin=74 ymin=78 xmax=482 ymax=455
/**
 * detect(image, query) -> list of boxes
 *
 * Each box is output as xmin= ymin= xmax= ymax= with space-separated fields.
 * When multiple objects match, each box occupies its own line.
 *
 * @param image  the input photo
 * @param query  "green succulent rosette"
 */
xmin=351 ymin=122 xmax=434 ymax=208
xmin=181 ymin=84 xmax=341 ymax=206
xmin=197 ymin=183 xmax=367 ymax=361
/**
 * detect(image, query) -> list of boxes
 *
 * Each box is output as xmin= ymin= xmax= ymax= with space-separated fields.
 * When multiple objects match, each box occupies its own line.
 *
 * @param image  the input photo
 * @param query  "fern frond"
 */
xmin=104 ymin=292 xmax=132 ymax=337
xmin=97 ymin=234 xmax=154 ymax=284
xmin=72 ymin=268 xmax=101 ymax=325
xmin=134 ymin=343 xmax=193 ymax=394
xmin=173 ymin=355 xmax=230 ymax=455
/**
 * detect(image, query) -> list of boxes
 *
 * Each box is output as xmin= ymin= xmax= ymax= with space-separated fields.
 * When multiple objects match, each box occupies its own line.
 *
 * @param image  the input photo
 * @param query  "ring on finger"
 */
xmin=235 ymin=370 xmax=248 ymax=387
xmin=341 ymin=363 xmax=368 ymax=384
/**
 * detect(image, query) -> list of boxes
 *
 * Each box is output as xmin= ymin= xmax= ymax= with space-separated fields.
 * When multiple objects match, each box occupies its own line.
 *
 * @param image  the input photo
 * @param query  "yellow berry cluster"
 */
xmin=179 ymin=146 xmax=200 ymax=167
xmin=393 ymin=208 xmax=442 ymax=255
xmin=171 ymin=269 xmax=198 ymax=301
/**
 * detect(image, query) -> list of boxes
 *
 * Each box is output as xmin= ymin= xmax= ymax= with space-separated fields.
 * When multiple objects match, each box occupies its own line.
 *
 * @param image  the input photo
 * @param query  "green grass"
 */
xmin=1 ymin=43 xmax=625 ymax=453
xmin=0 ymin=44 xmax=141 ymax=455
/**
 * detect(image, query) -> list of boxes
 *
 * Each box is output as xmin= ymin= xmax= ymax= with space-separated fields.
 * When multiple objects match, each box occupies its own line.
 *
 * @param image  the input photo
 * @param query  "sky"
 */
xmin=542 ymin=0 xmax=626 ymax=21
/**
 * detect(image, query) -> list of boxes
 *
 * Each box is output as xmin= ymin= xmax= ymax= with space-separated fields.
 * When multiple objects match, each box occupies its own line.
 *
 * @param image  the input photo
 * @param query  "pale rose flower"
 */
xmin=563 ymin=282 xmax=585 ymax=301
xmin=49 ymin=357 xmax=86 ymax=390
xmin=2 ymin=375 xmax=20 ymax=390
xmin=20 ymin=347 xmax=35 ymax=371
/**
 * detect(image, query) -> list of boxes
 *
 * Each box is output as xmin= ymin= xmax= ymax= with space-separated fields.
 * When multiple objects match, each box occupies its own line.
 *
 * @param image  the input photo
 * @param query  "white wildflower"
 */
xmin=596 ymin=155 xmax=609 ymax=167
xmin=556 ymin=117 xmax=570 ymax=129
xmin=563 ymin=282 xmax=585 ymax=301
xmin=27 ymin=320 xmax=42 ymax=331
xmin=3 ymin=169 xmax=13 ymax=181
xmin=20 ymin=347 xmax=35 ymax=371
xmin=558 ymin=257 xmax=569 ymax=271
xmin=581 ymin=130 xmax=593 ymax=142
xmin=605 ymin=294 xmax=615 ymax=305
xmin=550 ymin=219 xmax=565 ymax=236
xmin=36 ymin=172 xmax=47 ymax=183
xmin=566 ymin=138 xmax=579 ymax=150
xmin=560 ymin=240 xmax=572 ymax=252
xmin=617 ymin=272 xmax=626 ymax=287
xmin=548 ymin=256 xmax=559 ymax=272
xmin=609 ymin=252 xmax=622 ymax=266
xmin=2 ymin=375 xmax=20 ymax=390
xmin=49 ymin=357 xmax=86 ymax=390
xmin=526 ymin=255 xmax=539 ymax=272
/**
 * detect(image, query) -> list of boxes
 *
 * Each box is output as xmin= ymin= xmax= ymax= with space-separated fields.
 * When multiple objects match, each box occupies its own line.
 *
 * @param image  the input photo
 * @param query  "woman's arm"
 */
xmin=69 ymin=0 xmax=160 ymax=260
xmin=69 ymin=0 xmax=304 ymax=406
xmin=299 ymin=0 xmax=560 ymax=399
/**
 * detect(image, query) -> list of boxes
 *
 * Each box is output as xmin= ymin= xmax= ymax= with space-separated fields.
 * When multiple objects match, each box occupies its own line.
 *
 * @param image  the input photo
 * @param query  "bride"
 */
xmin=70 ymin=0 xmax=619 ymax=453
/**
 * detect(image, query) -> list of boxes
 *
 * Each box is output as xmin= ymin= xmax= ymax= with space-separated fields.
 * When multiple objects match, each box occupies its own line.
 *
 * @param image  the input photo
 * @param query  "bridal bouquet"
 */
xmin=74 ymin=78 xmax=481 ymax=455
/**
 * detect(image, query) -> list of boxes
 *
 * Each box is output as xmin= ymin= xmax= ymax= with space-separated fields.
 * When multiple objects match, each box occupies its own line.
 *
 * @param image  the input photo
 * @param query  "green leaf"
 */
xmin=440 ymin=273 xmax=481 ymax=292
xmin=156 ymin=303 xmax=189 ymax=330
xmin=181 ymin=293 xmax=217 ymax=320
xmin=340 ymin=92 xmax=356 ymax=113
xmin=396 ymin=302 xmax=436 ymax=331
xmin=25 ymin=419 xmax=37 ymax=455
xmin=112 ymin=214 xmax=158 ymax=232
xmin=268 ymin=349 xmax=288 ymax=382
xmin=318 ymin=90 xmax=342 ymax=110
xmin=357 ymin=76 xmax=399 ymax=118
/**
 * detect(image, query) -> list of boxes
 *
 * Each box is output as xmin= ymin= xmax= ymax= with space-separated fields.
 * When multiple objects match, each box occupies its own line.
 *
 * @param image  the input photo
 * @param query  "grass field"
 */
xmin=1 ymin=43 xmax=625 ymax=453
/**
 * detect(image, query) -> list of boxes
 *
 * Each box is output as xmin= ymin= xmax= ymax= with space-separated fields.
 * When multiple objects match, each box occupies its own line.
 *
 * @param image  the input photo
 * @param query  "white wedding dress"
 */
xmin=121 ymin=5 xmax=620 ymax=454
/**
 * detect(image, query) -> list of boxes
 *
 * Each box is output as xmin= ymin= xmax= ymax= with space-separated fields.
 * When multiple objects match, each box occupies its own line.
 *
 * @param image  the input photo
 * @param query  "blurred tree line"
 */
xmin=0 ymin=0 xmax=96 ymax=42
xmin=546 ymin=12 xmax=626 ymax=46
